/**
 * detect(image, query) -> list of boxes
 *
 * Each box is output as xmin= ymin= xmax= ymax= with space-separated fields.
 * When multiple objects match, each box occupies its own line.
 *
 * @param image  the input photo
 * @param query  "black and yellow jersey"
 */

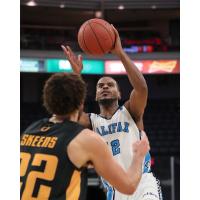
xmin=20 ymin=118 xmax=87 ymax=200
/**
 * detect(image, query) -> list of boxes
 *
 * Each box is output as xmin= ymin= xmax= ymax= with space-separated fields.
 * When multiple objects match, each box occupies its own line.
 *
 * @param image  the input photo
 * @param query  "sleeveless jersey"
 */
xmin=20 ymin=118 xmax=87 ymax=200
xmin=89 ymin=106 xmax=151 ymax=199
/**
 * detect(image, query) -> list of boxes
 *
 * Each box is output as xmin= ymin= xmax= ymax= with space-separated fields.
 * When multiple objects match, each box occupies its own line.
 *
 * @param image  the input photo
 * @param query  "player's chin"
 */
xmin=99 ymin=96 xmax=112 ymax=101
xmin=98 ymin=97 xmax=117 ymax=105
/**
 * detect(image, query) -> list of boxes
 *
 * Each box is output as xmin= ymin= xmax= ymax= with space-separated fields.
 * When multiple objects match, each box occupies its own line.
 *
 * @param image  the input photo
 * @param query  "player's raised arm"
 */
xmin=68 ymin=129 xmax=150 ymax=195
xmin=61 ymin=45 xmax=83 ymax=74
xmin=61 ymin=45 xmax=92 ymax=128
xmin=110 ymin=25 xmax=148 ymax=122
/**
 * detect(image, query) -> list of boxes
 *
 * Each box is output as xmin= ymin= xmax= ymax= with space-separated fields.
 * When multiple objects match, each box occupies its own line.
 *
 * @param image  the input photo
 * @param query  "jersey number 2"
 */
xmin=110 ymin=139 xmax=120 ymax=156
xmin=20 ymin=152 xmax=58 ymax=200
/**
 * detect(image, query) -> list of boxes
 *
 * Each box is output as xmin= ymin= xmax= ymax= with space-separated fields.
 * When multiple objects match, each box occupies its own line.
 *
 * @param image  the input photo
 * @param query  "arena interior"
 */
xmin=20 ymin=0 xmax=180 ymax=199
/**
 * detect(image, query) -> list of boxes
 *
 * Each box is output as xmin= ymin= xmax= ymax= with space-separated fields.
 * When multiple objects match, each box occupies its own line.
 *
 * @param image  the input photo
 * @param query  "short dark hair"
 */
xmin=43 ymin=73 xmax=86 ymax=115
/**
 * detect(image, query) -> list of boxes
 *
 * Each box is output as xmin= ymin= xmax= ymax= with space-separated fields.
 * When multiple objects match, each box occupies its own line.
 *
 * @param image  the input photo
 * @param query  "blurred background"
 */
xmin=20 ymin=0 xmax=180 ymax=199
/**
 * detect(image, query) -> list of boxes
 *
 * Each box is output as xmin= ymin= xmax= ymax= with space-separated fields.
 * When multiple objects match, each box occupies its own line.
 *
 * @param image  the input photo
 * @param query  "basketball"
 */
xmin=78 ymin=18 xmax=115 ymax=56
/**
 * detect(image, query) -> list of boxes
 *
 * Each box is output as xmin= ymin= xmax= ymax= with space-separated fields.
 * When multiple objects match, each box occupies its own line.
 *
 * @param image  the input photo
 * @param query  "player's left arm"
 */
xmin=111 ymin=25 xmax=148 ymax=122
xmin=61 ymin=45 xmax=93 ymax=130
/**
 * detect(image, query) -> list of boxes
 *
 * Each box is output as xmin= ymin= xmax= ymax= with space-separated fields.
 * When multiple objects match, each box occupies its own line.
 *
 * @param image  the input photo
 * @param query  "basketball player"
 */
xmin=20 ymin=73 xmax=150 ymax=200
xmin=61 ymin=25 xmax=162 ymax=200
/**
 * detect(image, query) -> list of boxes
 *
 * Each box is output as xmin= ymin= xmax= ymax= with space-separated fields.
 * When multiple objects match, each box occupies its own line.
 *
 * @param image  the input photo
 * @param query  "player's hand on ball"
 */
xmin=61 ymin=45 xmax=83 ymax=74
xmin=110 ymin=24 xmax=123 ymax=56
xmin=132 ymin=131 xmax=150 ymax=158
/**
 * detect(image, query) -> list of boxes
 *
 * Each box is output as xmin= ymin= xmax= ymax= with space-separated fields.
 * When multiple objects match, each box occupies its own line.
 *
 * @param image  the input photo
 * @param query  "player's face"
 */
xmin=96 ymin=77 xmax=120 ymax=101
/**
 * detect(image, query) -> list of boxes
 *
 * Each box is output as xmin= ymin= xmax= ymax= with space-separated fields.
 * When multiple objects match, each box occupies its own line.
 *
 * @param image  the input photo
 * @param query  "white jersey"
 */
xmin=90 ymin=105 xmax=150 ymax=172
xmin=90 ymin=106 xmax=162 ymax=200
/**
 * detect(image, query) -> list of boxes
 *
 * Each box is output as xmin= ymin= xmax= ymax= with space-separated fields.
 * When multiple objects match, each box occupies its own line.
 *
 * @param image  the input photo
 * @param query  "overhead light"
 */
xmin=151 ymin=5 xmax=157 ymax=9
xmin=118 ymin=5 xmax=124 ymax=10
xmin=95 ymin=11 xmax=102 ymax=18
xmin=26 ymin=0 xmax=37 ymax=6
xmin=60 ymin=4 xmax=65 ymax=8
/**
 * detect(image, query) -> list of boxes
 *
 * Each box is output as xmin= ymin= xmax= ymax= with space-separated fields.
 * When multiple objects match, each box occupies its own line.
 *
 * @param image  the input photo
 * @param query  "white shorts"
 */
xmin=103 ymin=173 xmax=163 ymax=200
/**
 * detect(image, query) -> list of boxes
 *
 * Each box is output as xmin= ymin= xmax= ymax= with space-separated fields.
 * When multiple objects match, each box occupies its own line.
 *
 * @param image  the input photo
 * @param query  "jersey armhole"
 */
xmin=88 ymin=113 xmax=94 ymax=131
xmin=66 ymin=138 xmax=86 ymax=172
xmin=122 ymin=104 xmax=137 ymax=122
xmin=66 ymin=150 xmax=82 ymax=171
xmin=123 ymin=105 xmax=142 ymax=139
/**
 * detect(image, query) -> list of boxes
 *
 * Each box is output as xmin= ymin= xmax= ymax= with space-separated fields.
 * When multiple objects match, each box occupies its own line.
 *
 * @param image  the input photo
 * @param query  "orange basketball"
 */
xmin=78 ymin=18 xmax=115 ymax=56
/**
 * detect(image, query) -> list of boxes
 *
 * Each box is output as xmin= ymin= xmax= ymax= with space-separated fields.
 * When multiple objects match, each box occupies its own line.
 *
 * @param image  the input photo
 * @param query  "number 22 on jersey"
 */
xmin=20 ymin=152 xmax=58 ymax=200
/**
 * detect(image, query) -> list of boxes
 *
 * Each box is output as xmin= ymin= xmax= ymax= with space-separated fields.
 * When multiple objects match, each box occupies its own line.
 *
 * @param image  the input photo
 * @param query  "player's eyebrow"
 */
xmin=97 ymin=82 xmax=104 ymax=88
xmin=107 ymin=82 xmax=115 ymax=85
xmin=97 ymin=81 xmax=115 ymax=86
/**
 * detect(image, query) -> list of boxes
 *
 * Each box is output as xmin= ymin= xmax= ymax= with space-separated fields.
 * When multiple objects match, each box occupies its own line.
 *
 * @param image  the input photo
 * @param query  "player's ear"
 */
xmin=79 ymin=102 xmax=84 ymax=110
xmin=78 ymin=102 xmax=84 ymax=120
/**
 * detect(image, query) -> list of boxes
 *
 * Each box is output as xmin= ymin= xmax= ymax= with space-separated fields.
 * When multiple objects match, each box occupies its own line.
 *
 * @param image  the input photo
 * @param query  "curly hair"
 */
xmin=43 ymin=73 xmax=86 ymax=115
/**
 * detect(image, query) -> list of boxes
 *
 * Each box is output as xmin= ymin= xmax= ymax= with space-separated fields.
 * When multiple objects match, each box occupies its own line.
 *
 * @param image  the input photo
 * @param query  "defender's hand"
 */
xmin=132 ymin=131 xmax=150 ymax=158
xmin=110 ymin=25 xmax=123 ymax=56
xmin=61 ymin=45 xmax=83 ymax=74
